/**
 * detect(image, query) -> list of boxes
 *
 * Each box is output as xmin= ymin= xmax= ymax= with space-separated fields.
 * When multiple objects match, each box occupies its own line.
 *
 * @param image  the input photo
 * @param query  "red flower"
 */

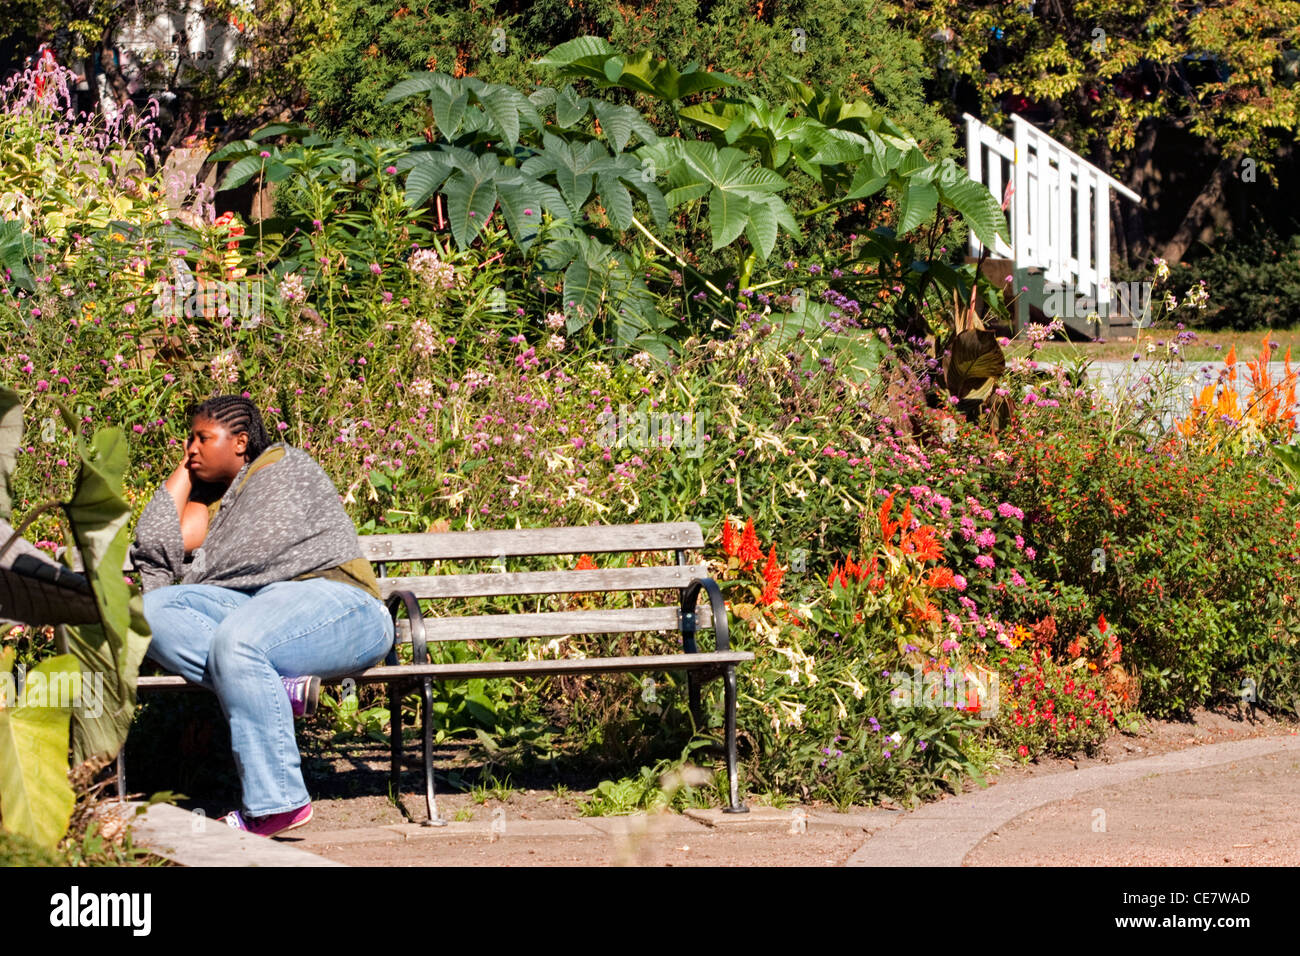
xmin=1018 ymin=745 xmax=1030 ymax=757
xmin=758 ymin=546 xmax=784 ymax=605
xmin=738 ymin=517 xmax=764 ymax=570
xmin=879 ymin=493 xmax=899 ymax=543
xmin=1097 ymin=613 xmax=1108 ymax=635
xmin=721 ymin=517 xmax=737 ymax=558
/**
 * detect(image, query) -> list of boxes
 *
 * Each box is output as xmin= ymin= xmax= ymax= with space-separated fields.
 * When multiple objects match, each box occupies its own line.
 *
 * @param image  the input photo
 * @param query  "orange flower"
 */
xmin=901 ymin=526 xmax=942 ymax=563
xmin=923 ymin=566 xmax=955 ymax=589
xmin=575 ymin=554 xmax=597 ymax=571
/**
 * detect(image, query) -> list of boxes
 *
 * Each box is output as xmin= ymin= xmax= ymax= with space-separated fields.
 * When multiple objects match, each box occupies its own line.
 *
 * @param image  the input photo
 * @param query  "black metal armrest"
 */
xmin=385 ymin=588 xmax=429 ymax=666
xmin=680 ymin=576 xmax=732 ymax=653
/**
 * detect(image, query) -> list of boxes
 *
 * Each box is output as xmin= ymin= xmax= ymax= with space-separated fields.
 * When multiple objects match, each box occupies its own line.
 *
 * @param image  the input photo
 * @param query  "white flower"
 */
xmin=412 ymin=319 xmax=438 ymax=356
xmin=889 ymin=732 xmax=902 ymax=745
xmin=408 ymin=248 xmax=457 ymax=291
xmin=409 ymin=378 xmax=434 ymax=399
xmin=277 ymin=273 xmax=306 ymax=304
xmin=546 ymin=311 xmax=566 ymax=330
xmin=547 ymin=334 xmax=565 ymax=352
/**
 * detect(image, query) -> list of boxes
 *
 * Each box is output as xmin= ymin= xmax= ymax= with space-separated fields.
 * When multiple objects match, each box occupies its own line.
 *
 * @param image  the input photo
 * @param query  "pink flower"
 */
xmin=369 ymin=263 xmax=382 ymax=275
xmin=1024 ymin=547 xmax=1036 ymax=561
xmin=975 ymin=529 xmax=996 ymax=548
xmin=997 ymin=502 xmax=1024 ymax=520
xmin=975 ymin=554 xmax=995 ymax=570
xmin=1010 ymin=570 xmax=1026 ymax=587
xmin=952 ymin=575 xmax=967 ymax=591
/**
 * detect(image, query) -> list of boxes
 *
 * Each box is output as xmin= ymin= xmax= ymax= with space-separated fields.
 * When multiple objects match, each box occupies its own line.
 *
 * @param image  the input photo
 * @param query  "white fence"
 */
xmin=963 ymin=113 xmax=1141 ymax=317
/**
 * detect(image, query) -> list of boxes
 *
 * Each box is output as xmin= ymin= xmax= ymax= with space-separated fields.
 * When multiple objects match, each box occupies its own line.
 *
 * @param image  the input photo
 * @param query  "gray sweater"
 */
xmin=131 ymin=444 xmax=377 ymax=597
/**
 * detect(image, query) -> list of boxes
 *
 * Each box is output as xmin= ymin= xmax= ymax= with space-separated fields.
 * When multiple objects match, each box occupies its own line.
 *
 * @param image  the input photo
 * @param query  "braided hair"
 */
xmin=191 ymin=395 xmax=271 ymax=462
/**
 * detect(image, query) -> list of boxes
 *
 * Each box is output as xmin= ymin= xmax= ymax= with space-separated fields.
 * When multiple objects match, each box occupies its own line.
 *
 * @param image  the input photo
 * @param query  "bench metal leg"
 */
xmin=686 ymin=673 xmax=703 ymax=730
xmin=722 ymin=664 xmax=748 ymax=813
xmin=420 ymin=676 xmax=445 ymax=826
xmin=116 ymin=746 xmax=126 ymax=802
xmin=389 ymin=680 xmax=402 ymax=796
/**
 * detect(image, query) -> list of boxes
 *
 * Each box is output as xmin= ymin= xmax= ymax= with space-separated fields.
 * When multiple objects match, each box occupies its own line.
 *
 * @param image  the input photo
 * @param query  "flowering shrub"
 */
xmin=720 ymin=500 xmax=993 ymax=807
xmin=993 ymin=643 xmax=1117 ymax=760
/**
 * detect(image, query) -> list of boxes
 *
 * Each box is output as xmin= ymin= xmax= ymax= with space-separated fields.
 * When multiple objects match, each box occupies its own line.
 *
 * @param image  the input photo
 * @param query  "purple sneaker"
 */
xmin=222 ymin=803 xmax=313 ymax=838
xmin=282 ymin=675 xmax=321 ymax=718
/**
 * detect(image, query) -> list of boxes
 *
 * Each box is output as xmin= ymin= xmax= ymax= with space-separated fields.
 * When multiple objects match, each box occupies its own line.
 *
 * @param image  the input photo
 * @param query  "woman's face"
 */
xmin=185 ymin=416 xmax=248 ymax=485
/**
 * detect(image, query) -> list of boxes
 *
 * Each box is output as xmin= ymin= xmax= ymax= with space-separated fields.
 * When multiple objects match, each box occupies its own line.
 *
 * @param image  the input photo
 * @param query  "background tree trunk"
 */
xmin=1159 ymin=155 xmax=1233 ymax=264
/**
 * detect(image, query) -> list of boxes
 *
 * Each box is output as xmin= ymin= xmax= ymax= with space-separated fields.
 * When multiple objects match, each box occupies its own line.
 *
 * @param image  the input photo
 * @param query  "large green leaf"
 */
xmin=708 ymin=187 xmax=750 ymax=251
xmin=895 ymin=178 xmax=940 ymax=235
xmin=478 ymin=86 xmax=542 ymax=149
xmin=218 ymin=154 xmax=267 ymax=191
xmin=494 ymin=177 xmax=546 ymax=251
xmin=401 ymin=153 xmax=454 ymax=209
xmin=442 ymin=156 xmax=501 ymax=250
xmin=0 ymin=649 xmax=77 ymax=849
xmin=58 ymin=422 xmax=152 ymax=763
xmin=0 ymin=220 xmax=37 ymax=293
xmin=0 ymin=388 xmax=20 ymax=521
xmin=591 ymin=100 xmax=656 ymax=154
xmin=937 ymin=174 xmax=1012 ymax=250
xmin=563 ymin=258 xmax=605 ymax=320
xmin=533 ymin=36 xmax=618 ymax=71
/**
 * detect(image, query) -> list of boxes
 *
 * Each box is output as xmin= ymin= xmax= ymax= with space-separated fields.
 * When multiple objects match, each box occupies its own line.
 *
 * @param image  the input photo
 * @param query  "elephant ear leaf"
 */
xmin=0 ymin=650 xmax=78 ymax=849
xmin=60 ymin=424 xmax=152 ymax=763
xmin=1274 ymin=443 xmax=1300 ymax=506
xmin=0 ymin=387 xmax=22 ymax=521
xmin=944 ymin=329 xmax=1006 ymax=400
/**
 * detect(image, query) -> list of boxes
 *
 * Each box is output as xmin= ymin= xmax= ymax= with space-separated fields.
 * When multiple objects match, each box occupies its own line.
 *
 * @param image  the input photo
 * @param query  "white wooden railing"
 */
xmin=963 ymin=113 xmax=1141 ymax=317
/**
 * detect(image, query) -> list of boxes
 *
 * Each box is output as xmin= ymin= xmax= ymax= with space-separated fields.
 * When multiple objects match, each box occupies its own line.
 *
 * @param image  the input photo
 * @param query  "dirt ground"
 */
xmin=258 ymin=706 xmax=1300 ymax=866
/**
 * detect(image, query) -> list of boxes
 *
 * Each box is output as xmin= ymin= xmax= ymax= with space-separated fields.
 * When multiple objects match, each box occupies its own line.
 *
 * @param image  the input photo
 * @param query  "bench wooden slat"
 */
xmin=394 ymin=603 xmax=714 ymax=644
xmin=137 ymin=651 xmax=753 ymax=690
xmin=360 ymin=522 xmax=704 ymax=561
xmin=377 ymin=564 xmax=710 ymax=599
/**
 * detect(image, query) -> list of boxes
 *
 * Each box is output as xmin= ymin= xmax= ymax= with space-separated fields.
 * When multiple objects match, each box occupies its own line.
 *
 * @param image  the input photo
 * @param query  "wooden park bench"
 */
xmin=120 ymin=521 xmax=753 ymax=822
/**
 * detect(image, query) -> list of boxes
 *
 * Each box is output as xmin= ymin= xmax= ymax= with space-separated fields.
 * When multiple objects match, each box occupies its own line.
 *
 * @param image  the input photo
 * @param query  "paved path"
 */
xmin=848 ymin=735 xmax=1300 ymax=867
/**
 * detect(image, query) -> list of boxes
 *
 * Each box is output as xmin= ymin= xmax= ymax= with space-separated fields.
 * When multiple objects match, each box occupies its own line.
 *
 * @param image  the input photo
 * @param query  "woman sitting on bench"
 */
xmin=131 ymin=395 xmax=394 ymax=837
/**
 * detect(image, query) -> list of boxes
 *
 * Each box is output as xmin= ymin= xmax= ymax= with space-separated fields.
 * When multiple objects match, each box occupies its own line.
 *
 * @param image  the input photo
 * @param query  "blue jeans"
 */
xmin=142 ymin=579 xmax=395 ymax=817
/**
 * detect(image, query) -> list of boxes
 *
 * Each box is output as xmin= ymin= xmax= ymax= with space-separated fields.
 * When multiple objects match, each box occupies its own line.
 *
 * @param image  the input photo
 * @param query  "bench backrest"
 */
xmin=370 ymin=522 xmax=715 ymax=644
xmin=110 ymin=521 xmax=717 ymax=645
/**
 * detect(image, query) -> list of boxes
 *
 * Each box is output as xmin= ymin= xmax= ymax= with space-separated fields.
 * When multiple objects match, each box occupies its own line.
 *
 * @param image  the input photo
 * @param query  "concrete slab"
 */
xmin=684 ymin=806 xmax=801 ymax=829
xmin=123 ymin=802 xmax=346 ymax=867
xmin=581 ymin=812 xmax=706 ymax=836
